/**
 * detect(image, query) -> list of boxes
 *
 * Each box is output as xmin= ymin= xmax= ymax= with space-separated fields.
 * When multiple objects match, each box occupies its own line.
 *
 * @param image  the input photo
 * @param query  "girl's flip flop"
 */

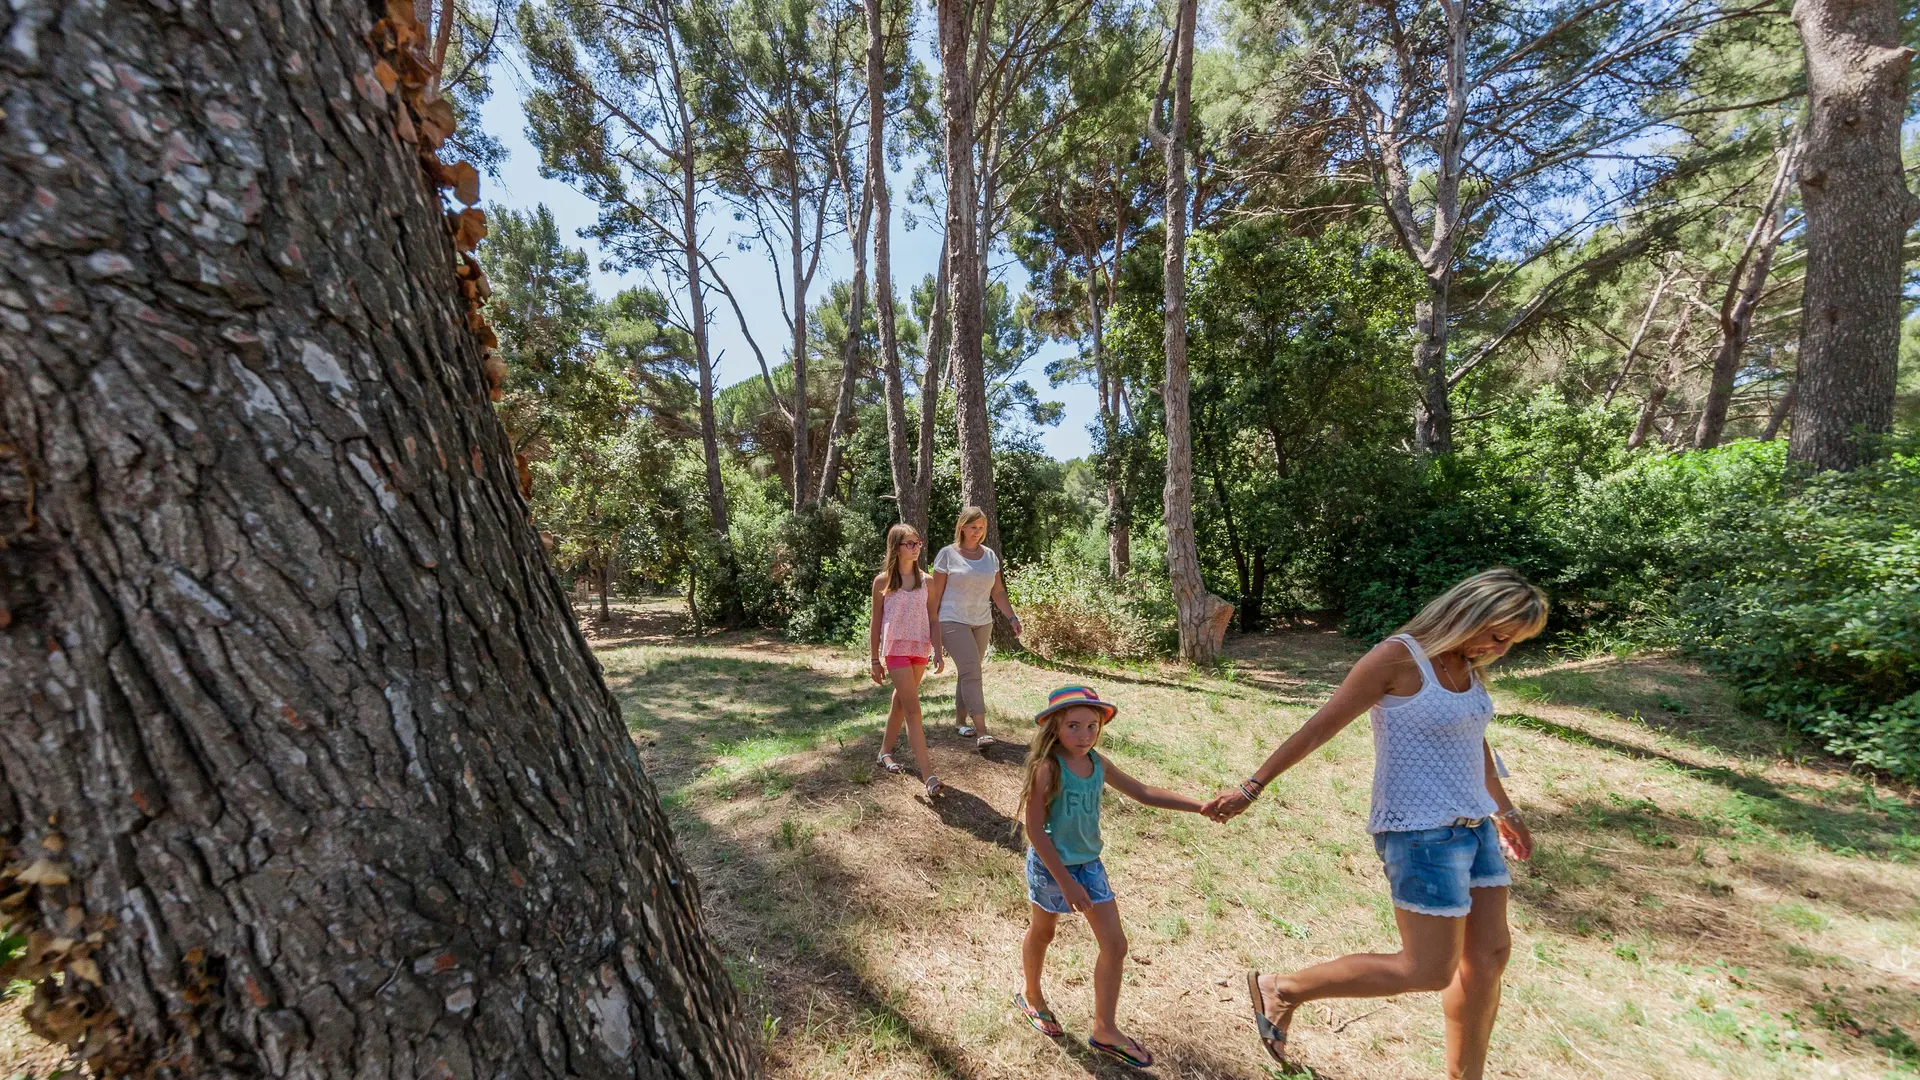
xmin=1087 ymin=1035 xmax=1153 ymax=1069
xmin=1015 ymin=994 xmax=1062 ymax=1038
xmin=877 ymin=752 xmax=905 ymax=774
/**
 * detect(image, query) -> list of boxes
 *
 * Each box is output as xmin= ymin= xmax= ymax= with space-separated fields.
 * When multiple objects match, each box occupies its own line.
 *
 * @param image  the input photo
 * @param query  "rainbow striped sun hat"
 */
xmin=1034 ymin=684 xmax=1117 ymax=724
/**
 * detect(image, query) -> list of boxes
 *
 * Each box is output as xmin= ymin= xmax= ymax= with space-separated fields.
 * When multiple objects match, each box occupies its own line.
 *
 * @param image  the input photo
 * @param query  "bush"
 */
xmin=719 ymin=496 xmax=880 ymax=644
xmin=1007 ymin=548 xmax=1177 ymax=661
xmin=1675 ymin=438 xmax=1920 ymax=778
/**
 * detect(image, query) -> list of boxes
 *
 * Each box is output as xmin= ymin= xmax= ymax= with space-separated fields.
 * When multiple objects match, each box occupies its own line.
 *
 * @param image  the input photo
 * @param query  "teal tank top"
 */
xmin=1045 ymin=751 xmax=1105 ymax=865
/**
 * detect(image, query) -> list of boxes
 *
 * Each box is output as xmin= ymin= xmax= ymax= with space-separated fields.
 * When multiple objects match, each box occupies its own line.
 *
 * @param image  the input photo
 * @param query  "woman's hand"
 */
xmin=869 ymin=658 xmax=885 ymax=686
xmin=1060 ymin=879 xmax=1094 ymax=914
xmin=931 ymin=651 xmax=945 ymax=674
xmin=1495 ymin=811 xmax=1533 ymax=861
xmin=1007 ymin=613 xmax=1022 ymax=637
xmin=1203 ymin=788 xmax=1252 ymax=822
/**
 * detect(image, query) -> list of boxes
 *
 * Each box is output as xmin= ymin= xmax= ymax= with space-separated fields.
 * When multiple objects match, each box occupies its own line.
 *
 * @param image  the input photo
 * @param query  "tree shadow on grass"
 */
xmin=1496 ymin=712 xmax=1916 ymax=858
xmin=679 ymin=791 xmax=1330 ymax=1080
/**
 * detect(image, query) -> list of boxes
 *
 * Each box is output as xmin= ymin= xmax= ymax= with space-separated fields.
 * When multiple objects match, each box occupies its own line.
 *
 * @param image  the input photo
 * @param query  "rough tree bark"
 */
xmin=1789 ymin=0 xmax=1920 ymax=470
xmin=1695 ymin=140 xmax=1798 ymax=450
xmin=938 ymin=0 xmax=1000 ymax=552
xmin=0 ymin=0 xmax=753 ymax=1076
xmin=1149 ymin=0 xmax=1227 ymax=662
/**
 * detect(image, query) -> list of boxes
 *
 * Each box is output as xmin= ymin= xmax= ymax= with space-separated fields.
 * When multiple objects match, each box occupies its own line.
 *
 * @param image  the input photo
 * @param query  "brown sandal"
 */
xmin=1247 ymin=971 xmax=1291 ymax=1063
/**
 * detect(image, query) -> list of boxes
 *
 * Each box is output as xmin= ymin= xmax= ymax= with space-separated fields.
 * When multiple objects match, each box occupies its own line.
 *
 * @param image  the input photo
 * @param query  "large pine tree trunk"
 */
xmin=1091 ymin=271 xmax=1129 ymax=580
xmin=1788 ymin=0 xmax=1919 ymax=470
xmin=938 ymin=0 xmax=998 ymax=551
xmin=1155 ymin=0 xmax=1224 ymax=662
xmin=788 ymin=168 xmax=813 ymax=508
xmin=817 ymin=163 xmax=871 ymax=504
xmin=0 ymin=1 xmax=752 ymax=1076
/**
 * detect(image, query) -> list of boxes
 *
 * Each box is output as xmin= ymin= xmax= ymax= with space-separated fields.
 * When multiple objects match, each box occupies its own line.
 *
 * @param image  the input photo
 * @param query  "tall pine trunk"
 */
xmin=1154 ymin=0 xmax=1223 ymax=662
xmin=913 ymin=233 xmax=950 ymax=543
xmin=817 ymin=162 xmax=872 ymax=504
xmin=0 ymin=1 xmax=752 ymax=1075
xmin=1413 ymin=280 xmax=1454 ymax=455
xmin=1789 ymin=0 xmax=1919 ymax=470
xmin=938 ymin=0 xmax=998 ymax=551
xmin=871 ymin=0 xmax=916 ymax=533
xmin=1695 ymin=141 xmax=1798 ymax=450
xmin=788 ymin=160 xmax=813 ymax=508
xmin=1631 ymin=278 xmax=1707 ymax=450
xmin=1091 ymin=268 xmax=1129 ymax=580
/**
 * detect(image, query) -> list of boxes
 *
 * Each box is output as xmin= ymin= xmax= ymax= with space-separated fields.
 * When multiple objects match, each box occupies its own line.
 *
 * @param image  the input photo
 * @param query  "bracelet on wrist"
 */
xmin=1237 ymin=779 xmax=1263 ymax=802
xmin=1493 ymin=807 xmax=1520 ymax=822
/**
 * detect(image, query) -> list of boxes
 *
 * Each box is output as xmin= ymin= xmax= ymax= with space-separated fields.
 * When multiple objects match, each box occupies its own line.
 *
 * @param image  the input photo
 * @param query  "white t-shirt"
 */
xmin=932 ymin=544 xmax=1000 ymax=626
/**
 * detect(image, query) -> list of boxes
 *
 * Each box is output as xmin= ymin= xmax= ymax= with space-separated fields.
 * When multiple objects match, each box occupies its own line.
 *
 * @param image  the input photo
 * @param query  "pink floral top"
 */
xmin=879 ymin=582 xmax=933 ymax=659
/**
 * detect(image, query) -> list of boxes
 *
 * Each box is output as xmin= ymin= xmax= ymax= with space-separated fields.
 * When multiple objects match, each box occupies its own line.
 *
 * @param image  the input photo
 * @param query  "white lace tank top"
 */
xmin=1367 ymin=634 xmax=1498 ymax=834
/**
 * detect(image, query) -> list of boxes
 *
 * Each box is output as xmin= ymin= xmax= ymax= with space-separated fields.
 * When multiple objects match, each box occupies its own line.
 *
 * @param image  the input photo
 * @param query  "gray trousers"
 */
xmin=940 ymin=620 xmax=993 ymax=719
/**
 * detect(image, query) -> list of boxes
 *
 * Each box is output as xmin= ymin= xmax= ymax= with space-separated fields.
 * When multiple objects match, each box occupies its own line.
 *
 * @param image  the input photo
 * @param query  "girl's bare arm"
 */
xmin=1103 ymin=758 xmax=1206 ymax=813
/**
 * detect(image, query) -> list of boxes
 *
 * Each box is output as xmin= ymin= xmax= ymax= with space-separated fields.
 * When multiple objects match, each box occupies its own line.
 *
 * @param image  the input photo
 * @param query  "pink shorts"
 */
xmin=884 ymin=655 xmax=928 ymax=670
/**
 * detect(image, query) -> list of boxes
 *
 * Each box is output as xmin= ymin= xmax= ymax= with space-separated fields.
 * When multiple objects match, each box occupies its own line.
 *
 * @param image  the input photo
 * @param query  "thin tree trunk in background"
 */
xmin=1090 ymin=264 xmax=1128 ymax=580
xmin=789 ymin=154 xmax=813 ymax=509
xmin=1695 ymin=141 xmax=1798 ymax=449
xmin=1788 ymin=0 xmax=1918 ymax=470
xmin=818 ymin=163 xmax=873 ymax=503
xmin=1763 ymin=382 xmax=1798 ymax=440
xmin=599 ymin=560 xmax=614 ymax=624
xmin=1412 ymin=283 xmax=1454 ymax=454
xmin=1152 ymin=0 xmax=1222 ymax=662
xmin=939 ymin=0 xmax=999 ymax=551
xmin=913 ymin=233 xmax=951 ymax=543
xmin=871 ymin=0 xmax=915 ymax=533
xmin=1631 ymin=278 xmax=1706 ymax=450
xmin=0 ymin=0 xmax=753 ymax=1073
xmin=665 ymin=7 xmax=737 ymax=623
xmin=1603 ymin=260 xmax=1679 ymax=407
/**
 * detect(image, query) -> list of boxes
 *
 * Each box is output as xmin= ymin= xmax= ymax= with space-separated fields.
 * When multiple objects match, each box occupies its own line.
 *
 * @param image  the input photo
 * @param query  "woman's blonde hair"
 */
xmin=1014 ymin=706 xmax=1103 ymax=830
xmin=1398 ymin=567 xmax=1549 ymax=669
xmin=881 ymin=523 xmax=924 ymax=594
xmin=953 ymin=505 xmax=989 ymax=547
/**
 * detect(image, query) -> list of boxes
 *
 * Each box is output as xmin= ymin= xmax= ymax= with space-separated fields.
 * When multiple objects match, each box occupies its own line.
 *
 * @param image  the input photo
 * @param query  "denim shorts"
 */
xmin=1025 ymin=849 xmax=1116 ymax=914
xmin=1372 ymin=819 xmax=1511 ymax=917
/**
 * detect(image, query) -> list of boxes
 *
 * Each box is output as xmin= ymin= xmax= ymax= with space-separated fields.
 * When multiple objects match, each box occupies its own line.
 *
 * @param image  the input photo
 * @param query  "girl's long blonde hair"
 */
xmin=1015 ymin=707 xmax=1102 ymax=828
xmin=881 ymin=523 xmax=924 ymax=594
xmin=1399 ymin=567 xmax=1550 ymax=669
xmin=953 ymin=505 xmax=988 ymax=547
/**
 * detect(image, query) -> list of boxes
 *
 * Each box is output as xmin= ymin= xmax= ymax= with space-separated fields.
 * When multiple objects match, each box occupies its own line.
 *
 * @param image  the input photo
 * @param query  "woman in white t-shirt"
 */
xmin=926 ymin=506 xmax=1021 ymax=749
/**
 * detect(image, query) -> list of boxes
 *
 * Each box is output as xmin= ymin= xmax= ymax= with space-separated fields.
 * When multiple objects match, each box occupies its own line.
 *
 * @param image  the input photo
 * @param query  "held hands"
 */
xmin=1201 ymin=788 xmax=1253 ymax=823
xmin=1494 ymin=811 xmax=1534 ymax=861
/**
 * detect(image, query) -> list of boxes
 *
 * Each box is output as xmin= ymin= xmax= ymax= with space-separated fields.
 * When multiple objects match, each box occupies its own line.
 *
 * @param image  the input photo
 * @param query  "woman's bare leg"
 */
xmin=1442 ymin=888 xmax=1511 ymax=1080
xmin=1254 ymin=908 xmax=1465 ymax=1039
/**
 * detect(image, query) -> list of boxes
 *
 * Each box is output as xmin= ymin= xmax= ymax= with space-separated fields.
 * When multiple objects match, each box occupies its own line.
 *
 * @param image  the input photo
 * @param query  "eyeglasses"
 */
xmin=900 ymin=540 xmax=922 ymax=547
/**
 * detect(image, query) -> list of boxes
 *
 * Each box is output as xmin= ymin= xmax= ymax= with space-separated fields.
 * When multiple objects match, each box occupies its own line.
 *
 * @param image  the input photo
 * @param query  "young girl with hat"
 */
xmin=1016 ymin=685 xmax=1212 ymax=1069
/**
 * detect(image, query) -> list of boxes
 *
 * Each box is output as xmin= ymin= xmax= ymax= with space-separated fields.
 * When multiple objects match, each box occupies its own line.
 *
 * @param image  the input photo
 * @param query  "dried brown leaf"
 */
xmin=18 ymin=858 xmax=70 ymax=885
xmin=448 ymin=161 xmax=480 ymax=206
xmin=373 ymin=61 xmax=398 ymax=94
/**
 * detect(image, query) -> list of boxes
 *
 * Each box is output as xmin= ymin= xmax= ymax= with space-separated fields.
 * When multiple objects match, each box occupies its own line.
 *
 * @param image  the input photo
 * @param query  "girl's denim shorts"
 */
xmin=1372 ymin=819 xmax=1511 ymax=917
xmin=1025 ymin=848 xmax=1115 ymax=914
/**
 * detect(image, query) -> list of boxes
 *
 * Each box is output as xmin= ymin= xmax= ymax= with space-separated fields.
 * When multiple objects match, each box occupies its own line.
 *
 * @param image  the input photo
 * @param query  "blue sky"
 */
xmin=473 ymin=52 xmax=1099 ymax=461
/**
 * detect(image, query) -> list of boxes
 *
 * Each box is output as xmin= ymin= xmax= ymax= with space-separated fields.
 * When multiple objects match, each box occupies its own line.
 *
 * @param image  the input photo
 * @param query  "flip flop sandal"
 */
xmin=1087 ymin=1035 xmax=1153 ymax=1069
xmin=975 ymin=734 xmax=998 ymax=751
xmin=1015 ymin=994 xmax=1063 ymax=1038
xmin=957 ymin=725 xmax=976 ymax=738
xmin=924 ymin=776 xmax=945 ymax=799
xmin=1247 ymin=970 xmax=1288 ymax=1064
xmin=877 ymin=752 xmax=905 ymax=774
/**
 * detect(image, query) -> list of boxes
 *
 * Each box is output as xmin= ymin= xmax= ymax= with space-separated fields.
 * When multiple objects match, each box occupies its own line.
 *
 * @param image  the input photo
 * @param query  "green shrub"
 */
xmin=1007 ymin=548 xmax=1177 ymax=661
xmin=1675 ymin=439 xmax=1920 ymax=778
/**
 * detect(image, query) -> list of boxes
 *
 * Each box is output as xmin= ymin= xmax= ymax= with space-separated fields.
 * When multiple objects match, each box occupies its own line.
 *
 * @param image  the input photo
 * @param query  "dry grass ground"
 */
xmin=601 ymin=602 xmax=1920 ymax=1080
xmin=4 ymin=602 xmax=1916 ymax=1080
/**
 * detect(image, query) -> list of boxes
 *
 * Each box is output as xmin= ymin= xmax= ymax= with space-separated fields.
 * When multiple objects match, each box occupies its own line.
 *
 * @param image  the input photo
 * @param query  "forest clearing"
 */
xmin=358 ymin=602 xmax=1917 ymax=1080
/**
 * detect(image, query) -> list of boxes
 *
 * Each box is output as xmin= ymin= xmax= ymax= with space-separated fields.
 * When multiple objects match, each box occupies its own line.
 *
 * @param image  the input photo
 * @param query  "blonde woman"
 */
xmin=926 ymin=507 xmax=1022 ymax=750
xmin=1204 ymin=568 xmax=1547 ymax=1080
